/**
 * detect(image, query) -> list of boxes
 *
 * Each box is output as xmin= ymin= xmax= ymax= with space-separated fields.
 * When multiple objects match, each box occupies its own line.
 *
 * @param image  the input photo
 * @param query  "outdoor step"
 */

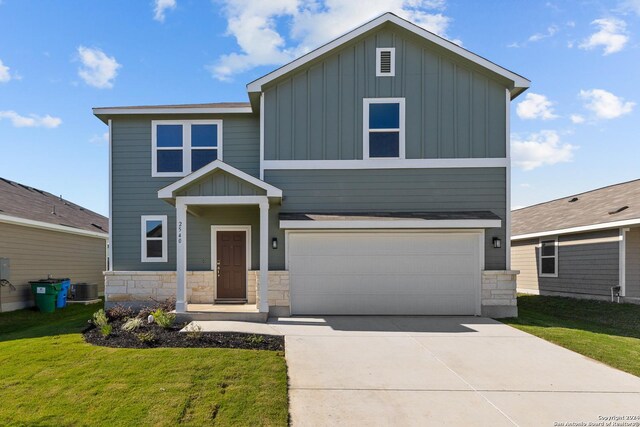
xmin=176 ymin=311 xmax=268 ymax=323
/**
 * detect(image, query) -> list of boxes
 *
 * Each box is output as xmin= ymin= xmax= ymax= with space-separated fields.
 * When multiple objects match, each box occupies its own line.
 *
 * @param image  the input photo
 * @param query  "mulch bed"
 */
xmin=83 ymin=320 xmax=284 ymax=351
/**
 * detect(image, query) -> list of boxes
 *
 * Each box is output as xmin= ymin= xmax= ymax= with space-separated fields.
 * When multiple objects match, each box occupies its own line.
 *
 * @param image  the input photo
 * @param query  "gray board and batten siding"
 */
xmin=263 ymin=26 xmax=508 ymax=161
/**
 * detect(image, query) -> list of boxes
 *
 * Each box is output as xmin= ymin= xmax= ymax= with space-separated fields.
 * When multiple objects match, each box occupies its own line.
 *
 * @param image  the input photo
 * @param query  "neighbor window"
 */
xmin=539 ymin=238 xmax=558 ymax=277
xmin=363 ymin=98 xmax=405 ymax=159
xmin=376 ymin=48 xmax=395 ymax=77
xmin=152 ymin=120 xmax=222 ymax=177
xmin=141 ymin=215 xmax=168 ymax=262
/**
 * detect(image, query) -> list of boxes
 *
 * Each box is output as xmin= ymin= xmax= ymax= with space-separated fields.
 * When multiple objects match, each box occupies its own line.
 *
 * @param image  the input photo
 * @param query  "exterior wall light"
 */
xmin=272 ymin=238 xmax=278 ymax=249
xmin=493 ymin=237 xmax=502 ymax=249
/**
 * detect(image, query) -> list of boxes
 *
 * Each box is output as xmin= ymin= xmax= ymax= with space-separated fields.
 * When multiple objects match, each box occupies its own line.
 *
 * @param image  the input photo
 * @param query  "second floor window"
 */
xmin=152 ymin=120 xmax=222 ymax=177
xmin=363 ymin=98 xmax=405 ymax=160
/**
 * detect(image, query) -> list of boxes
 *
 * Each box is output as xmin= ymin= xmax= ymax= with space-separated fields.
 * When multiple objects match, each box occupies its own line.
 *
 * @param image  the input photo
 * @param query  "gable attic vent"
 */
xmin=376 ymin=48 xmax=395 ymax=77
xmin=609 ymin=206 xmax=629 ymax=215
xmin=568 ymin=197 xmax=579 ymax=203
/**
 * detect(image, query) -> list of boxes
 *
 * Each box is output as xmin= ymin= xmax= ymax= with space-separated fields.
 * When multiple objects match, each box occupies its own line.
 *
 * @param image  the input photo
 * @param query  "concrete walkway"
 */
xmin=266 ymin=316 xmax=640 ymax=427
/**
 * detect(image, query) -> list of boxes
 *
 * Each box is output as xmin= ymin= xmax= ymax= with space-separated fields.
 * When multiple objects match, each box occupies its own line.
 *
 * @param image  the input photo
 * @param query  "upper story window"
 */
xmin=363 ymin=98 xmax=405 ymax=159
xmin=539 ymin=237 xmax=558 ymax=277
xmin=141 ymin=215 xmax=167 ymax=262
xmin=152 ymin=120 xmax=222 ymax=177
xmin=376 ymin=48 xmax=395 ymax=77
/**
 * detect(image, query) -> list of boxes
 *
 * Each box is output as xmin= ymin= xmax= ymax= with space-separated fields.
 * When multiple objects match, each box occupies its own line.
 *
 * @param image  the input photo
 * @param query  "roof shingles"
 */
xmin=512 ymin=179 xmax=640 ymax=236
xmin=0 ymin=178 xmax=108 ymax=234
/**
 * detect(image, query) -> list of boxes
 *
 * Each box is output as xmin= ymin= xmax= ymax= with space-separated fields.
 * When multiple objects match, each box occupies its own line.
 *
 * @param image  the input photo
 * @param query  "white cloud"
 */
xmin=512 ymin=130 xmax=576 ymax=171
xmin=77 ymin=46 xmax=121 ymax=89
xmin=570 ymin=114 xmax=585 ymax=124
xmin=154 ymin=0 xmax=177 ymax=22
xmin=89 ymin=132 xmax=109 ymax=144
xmin=579 ymin=18 xmax=629 ymax=55
xmin=579 ymin=89 xmax=635 ymax=119
xmin=618 ymin=0 xmax=640 ymax=15
xmin=516 ymin=93 xmax=559 ymax=120
xmin=528 ymin=25 xmax=558 ymax=42
xmin=0 ymin=111 xmax=62 ymax=128
xmin=0 ymin=59 xmax=13 ymax=83
xmin=209 ymin=0 xmax=458 ymax=81
xmin=519 ymin=183 xmax=532 ymax=188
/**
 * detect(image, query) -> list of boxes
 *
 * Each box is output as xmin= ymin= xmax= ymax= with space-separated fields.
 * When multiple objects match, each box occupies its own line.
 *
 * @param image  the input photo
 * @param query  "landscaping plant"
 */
xmin=122 ymin=317 xmax=143 ymax=332
xmin=100 ymin=324 xmax=112 ymax=337
xmin=151 ymin=309 xmax=176 ymax=329
xmin=92 ymin=309 xmax=108 ymax=328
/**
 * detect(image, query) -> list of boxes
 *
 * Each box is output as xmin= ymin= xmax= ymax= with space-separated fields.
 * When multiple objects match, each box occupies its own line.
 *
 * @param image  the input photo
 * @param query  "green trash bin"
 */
xmin=29 ymin=281 xmax=62 ymax=313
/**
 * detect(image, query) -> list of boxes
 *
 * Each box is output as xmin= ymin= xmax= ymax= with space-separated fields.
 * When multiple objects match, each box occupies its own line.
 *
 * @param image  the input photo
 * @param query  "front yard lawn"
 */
xmin=503 ymin=294 xmax=640 ymax=377
xmin=0 ymin=303 xmax=288 ymax=426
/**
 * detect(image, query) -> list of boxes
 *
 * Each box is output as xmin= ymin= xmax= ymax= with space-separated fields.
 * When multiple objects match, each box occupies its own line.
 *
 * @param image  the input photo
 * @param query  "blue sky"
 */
xmin=1 ymin=0 xmax=639 ymax=216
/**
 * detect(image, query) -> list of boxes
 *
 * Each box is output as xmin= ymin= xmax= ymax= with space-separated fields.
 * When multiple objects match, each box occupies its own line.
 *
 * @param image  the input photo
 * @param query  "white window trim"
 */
xmin=363 ymin=98 xmax=405 ymax=160
xmin=376 ymin=48 xmax=395 ymax=76
xmin=538 ymin=237 xmax=558 ymax=278
xmin=151 ymin=119 xmax=223 ymax=178
xmin=141 ymin=215 xmax=168 ymax=263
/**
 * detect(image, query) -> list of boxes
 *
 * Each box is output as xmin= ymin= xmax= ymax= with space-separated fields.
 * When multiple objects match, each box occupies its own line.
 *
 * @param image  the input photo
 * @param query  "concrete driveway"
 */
xmin=268 ymin=316 xmax=640 ymax=427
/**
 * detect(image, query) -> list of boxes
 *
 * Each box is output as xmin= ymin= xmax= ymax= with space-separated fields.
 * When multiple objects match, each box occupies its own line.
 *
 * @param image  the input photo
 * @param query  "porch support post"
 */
xmin=176 ymin=198 xmax=187 ymax=313
xmin=259 ymin=200 xmax=269 ymax=313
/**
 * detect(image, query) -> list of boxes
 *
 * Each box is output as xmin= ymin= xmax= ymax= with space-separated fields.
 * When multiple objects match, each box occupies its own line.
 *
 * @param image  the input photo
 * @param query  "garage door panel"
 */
xmin=289 ymin=254 xmax=477 ymax=275
xmin=288 ymin=232 xmax=480 ymax=315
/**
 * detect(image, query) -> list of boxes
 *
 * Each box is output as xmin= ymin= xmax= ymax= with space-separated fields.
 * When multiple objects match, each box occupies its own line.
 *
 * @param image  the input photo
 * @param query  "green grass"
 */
xmin=0 ymin=303 xmax=288 ymax=426
xmin=503 ymin=294 xmax=640 ymax=377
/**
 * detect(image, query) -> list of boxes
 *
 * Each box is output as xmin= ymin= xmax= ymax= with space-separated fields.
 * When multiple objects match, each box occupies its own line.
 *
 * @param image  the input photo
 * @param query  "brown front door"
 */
xmin=216 ymin=231 xmax=247 ymax=300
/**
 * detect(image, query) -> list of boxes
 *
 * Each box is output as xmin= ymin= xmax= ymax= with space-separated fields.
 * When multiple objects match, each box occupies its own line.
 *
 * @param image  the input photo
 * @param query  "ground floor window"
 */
xmin=539 ymin=237 xmax=558 ymax=277
xmin=141 ymin=215 xmax=168 ymax=262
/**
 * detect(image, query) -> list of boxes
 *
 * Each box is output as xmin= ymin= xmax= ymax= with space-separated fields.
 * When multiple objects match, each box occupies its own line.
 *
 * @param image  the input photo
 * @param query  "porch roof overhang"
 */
xmin=279 ymin=211 xmax=502 ymax=229
xmin=157 ymin=160 xmax=283 ymax=200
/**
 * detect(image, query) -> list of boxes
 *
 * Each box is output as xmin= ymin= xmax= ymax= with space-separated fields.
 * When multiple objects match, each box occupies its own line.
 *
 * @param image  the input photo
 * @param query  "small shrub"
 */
xmin=152 ymin=309 xmax=176 ymax=329
xmin=137 ymin=297 xmax=176 ymax=320
xmin=92 ymin=309 xmax=109 ymax=328
xmin=106 ymin=304 xmax=135 ymax=321
xmin=122 ymin=317 xmax=143 ymax=332
xmin=136 ymin=331 xmax=157 ymax=344
xmin=100 ymin=324 xmax=112 ymax=337
xmin=184 ymin=323 xmax=202 ymax=340
xmin=246 ymin=334 xmax=265 ymax=345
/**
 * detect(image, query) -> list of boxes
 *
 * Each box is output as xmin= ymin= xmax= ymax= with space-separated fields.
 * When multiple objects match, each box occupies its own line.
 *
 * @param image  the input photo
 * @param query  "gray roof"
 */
xmin=512 ymin=179 xmax=640 ymax=236
xmin=0 ymin=177 xmax=108 ymax=234
xmin=280 ymin=211 xmax=501 ymax=221
xmin=93 ymin=102 xmax=250 ymax=110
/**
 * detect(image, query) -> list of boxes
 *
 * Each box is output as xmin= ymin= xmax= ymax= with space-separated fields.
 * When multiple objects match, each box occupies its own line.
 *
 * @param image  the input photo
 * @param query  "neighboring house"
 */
xmin=0 ymin=178 xmax=108 ymax=312
xmin=511 ymin=179 xmax=640 ymax=304
xmin=94 ymin=13 xmax=529 ymax=320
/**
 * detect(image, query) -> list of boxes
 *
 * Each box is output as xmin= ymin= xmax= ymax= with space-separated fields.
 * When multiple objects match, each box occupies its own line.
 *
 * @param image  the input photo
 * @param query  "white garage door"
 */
xmin=288 ymin=231 xmax=481 ymax=315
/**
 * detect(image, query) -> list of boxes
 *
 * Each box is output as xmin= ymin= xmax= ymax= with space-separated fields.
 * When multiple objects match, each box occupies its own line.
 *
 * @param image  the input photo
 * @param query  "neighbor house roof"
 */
xmin=0 ymin=177 xmax=108 ymax=238
xmin=512 ymin=179 xmax=640 ymax=239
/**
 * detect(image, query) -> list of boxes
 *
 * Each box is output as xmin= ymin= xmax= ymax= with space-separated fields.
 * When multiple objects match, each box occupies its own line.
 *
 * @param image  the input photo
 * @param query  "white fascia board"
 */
xmin=280 ymin=219 xmax=502 ymax=229
xmin=93 ymin=107 xmax=253 ymax=115
xmin=157 ymin=160 xmax=283 ymax=199
xmin=178 ymin=196 xmax=268 ymax=206
xmin=247 ymin=13 xmax=529 ymax=96
xmin=263 ymin=158 xmax=507 ymax=170
xmin=511 ymin=218 xmax=640 ymax=241
xmin=0 ymin=213 xmax=109 ymax=239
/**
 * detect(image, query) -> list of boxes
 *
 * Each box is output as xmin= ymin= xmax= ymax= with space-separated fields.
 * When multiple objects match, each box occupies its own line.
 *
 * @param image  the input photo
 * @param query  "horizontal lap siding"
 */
xmin=512 ymin=230 xmax=620 ymax=297
xmin=511 ymin=239 xmax=539 ymax=291
xmin=265 ymin=168 xmax=506 ymax=270
xmin=0 ymin=223 xmax=106 ymax=310
xmin=626 ymin=227 xmax=640 ymax=297
xmin=111 ymin=115 xmax=259 ymax=271
xmin=264 ymin=27 xmax=508 ymax=161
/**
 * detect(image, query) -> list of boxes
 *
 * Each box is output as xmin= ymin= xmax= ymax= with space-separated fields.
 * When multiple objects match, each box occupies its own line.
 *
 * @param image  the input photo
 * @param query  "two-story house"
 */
xmin=94 ymin=13 xmax=529 ymax=321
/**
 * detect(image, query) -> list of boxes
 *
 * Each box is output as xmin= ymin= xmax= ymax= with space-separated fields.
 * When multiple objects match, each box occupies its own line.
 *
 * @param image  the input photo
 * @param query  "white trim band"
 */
xmin=512 ymin=218 xmax=640 ymax=241
xmin=93 ymin=107 xmax=253 ymax=115
xmin=0 ymin=213 xmax=108 ymax=239
xmin=280 ymin=219 xmax=502 ymax=229
xmin=263 ymin=158 xmax=508 ymax=170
